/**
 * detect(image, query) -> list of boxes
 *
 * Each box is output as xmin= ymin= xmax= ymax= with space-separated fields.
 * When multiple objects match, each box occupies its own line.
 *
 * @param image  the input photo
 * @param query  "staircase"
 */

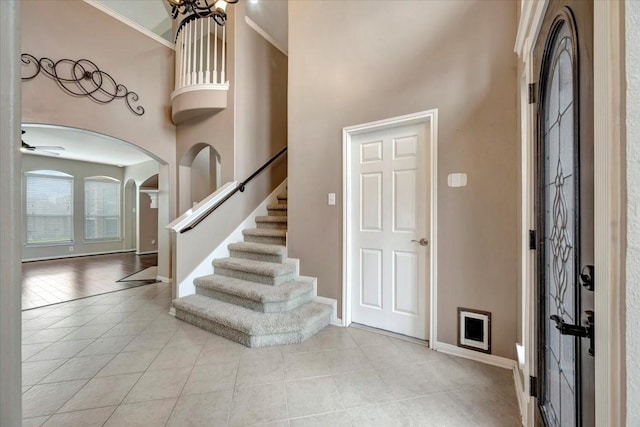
xmin=172 ymin=189 xmax=333 ymax=347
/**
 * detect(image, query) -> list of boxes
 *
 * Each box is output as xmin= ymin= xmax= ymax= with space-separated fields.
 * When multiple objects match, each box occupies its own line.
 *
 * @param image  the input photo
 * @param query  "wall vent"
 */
xmin=457 ymin=307 xmax=491 ymax=354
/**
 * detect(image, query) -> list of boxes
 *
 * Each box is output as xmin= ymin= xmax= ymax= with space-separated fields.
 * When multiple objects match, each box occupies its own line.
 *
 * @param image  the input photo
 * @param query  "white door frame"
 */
xmin=342 ymin=109 xmax=438 ymax=347
xmin=515 ymin=1 xmax=624 ymax=425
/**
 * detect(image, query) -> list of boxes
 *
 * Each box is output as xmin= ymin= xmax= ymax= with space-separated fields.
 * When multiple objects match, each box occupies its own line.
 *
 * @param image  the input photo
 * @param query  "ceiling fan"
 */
xmin=21 ymin=130 xmax=65 ymax=156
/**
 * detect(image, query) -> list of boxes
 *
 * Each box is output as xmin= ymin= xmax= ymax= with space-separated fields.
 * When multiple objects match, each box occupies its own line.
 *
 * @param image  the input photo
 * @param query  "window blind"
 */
xmin=25 ymin=171 xmax=74 ymax=245
xmin=85 ymin=177 xmax=121 ymax=240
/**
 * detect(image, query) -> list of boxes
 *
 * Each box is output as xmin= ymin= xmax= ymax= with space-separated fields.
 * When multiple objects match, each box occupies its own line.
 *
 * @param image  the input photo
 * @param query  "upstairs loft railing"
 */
xmin=174 ymin=16 xmax=228 ymax=91
xmin=179 ymin=146 xmax=287 ymax=233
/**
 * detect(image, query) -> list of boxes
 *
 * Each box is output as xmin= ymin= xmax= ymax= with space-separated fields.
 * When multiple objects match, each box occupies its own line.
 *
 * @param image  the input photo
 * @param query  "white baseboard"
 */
xmin=314 ymin=296 xmax=338 ymax=325
xmin=22 ymin=249 xmax=133 ymax=262
xmin=156 ymin=275 xmax=172 ymax=284
xmin=434 ymin=341 xmax=517 ymax=370
xmin=136 ymin=250 xmax=158 ymax=256
xmin=513 ymin=366 xmax=527 ymax=426
xmin=331 ymin=318 xmax=345 ymax=327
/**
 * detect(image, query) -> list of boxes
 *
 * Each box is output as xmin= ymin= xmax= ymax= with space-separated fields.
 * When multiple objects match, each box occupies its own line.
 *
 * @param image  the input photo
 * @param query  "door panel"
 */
xmin=351 ymin=123 xmax=429 ymax=340
xmin=534 ymin=0 xmax=594 ymax=426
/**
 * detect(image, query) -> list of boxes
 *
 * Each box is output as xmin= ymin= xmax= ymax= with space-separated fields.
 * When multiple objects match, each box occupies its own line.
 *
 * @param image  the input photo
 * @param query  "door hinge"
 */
xmin=529 ymin=376 xmax=538 ymax=397
xmin=529 ymin=230 xmax=536 ymax=250
xmin=528 ymin=83 xmax=536 ymax=104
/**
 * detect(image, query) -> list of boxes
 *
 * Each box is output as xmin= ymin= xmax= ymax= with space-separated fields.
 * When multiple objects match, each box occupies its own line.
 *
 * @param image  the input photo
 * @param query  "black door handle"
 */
xmin=550 ymin=311 xmax=594 ymax=356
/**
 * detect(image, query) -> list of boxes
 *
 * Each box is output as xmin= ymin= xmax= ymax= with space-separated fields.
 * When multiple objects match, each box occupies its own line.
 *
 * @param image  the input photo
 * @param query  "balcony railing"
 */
xmin=170 ymin=16 xmax=229 ymax=123
xmin=174 ymin=16 xmax=227 ymax=91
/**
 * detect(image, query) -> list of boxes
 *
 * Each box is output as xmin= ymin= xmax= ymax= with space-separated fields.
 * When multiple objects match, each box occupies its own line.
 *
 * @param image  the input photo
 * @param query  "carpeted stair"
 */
xmin=172 ymin=189 xmax=332 ymax=347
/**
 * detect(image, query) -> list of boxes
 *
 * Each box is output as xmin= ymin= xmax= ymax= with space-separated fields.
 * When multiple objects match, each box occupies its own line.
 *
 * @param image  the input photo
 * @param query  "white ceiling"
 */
xmin=246 ymin=0 xmax=288 ymax=53
xmin=93 ymin=0 xmax=173 ymax=41
xmin=21 ymin=125 xmax=155 ymax=167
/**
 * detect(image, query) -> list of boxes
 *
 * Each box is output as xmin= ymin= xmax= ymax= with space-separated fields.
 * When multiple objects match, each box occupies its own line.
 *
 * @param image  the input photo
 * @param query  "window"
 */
xmin=25 ymin=170 xmax=74 ymax=245
xmin=85 ymin=176 xmax=121 ymax=241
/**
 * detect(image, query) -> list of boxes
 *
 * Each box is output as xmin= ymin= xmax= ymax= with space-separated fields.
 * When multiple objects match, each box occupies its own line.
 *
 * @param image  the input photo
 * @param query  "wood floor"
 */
xmin=22 ymin=253 xmax=158 ymax=310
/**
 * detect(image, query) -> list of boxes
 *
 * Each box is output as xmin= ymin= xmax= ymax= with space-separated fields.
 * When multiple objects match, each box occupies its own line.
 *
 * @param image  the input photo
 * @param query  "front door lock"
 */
xmin=411 ymin=238 xmax=429 ymax=246
xmin=550 ymin=310 xmax=594 ymax=356
xmin=580 ymin=265 xmax=594 ymax=291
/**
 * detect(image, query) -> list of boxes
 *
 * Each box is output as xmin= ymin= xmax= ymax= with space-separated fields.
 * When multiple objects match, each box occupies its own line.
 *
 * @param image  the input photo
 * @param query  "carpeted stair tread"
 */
xmin=173 ymin=294 xmax=332 ymax=336
xmin=267 ymin=204 xmax=287 ymax=217
xmin=243 ymin=228 xmax=287 ymax=238
xmin=267 ymin=203 xmax=287 ymax=211
xmin=227 ymin=241 xmax=286 ymax=256
xmin=194 ymin=274 xmax=313 ymax=303
xmin=213 ymin=257 xmax=295 ymax=277
xmin=277 ymin=193 xmax=287 ymax=201
xmin=255 ymin=216 xmax=287 ymax=224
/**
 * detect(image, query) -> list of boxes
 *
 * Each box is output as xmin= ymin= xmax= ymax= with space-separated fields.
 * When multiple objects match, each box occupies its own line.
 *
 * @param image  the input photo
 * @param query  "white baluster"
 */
xmin=198 ymin=18 xmax=203 ymax=84
xmin=185 ymin=22 xmax=191 ymax=86
xmin=221 ymin=24 xmax=226 ymax=84
xmin=180 ymin=28 xmax=187 ymax=87
xmin=205 ymin=18 xmax=211 ymax=84
xmin=191 ymin=21 xmax=197 ymax=84
xmin=214 ymin=22 xmax=218 ymax=84
xmin=174 ymin=30 xmax=180 ymax=89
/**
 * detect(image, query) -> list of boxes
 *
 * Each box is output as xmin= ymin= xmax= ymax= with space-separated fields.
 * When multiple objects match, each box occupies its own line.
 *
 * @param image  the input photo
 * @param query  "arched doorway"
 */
xmin=179 ymin=143 xmax=221 ymax=214
xmin=139 ymin=174 xmax=159 ymax=255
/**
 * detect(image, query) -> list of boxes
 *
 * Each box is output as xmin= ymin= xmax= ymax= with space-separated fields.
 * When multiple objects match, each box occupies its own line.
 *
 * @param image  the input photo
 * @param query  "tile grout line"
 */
xmin=162 ymin=335 xmax=207 ymax=426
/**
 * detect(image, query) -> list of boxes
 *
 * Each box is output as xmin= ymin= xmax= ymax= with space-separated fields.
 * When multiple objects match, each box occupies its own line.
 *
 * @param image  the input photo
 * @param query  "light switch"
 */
xmin=328 ymin=193 xmax=336 ymax=205
xmin=447 ymin=173 xmax=468 ymax=188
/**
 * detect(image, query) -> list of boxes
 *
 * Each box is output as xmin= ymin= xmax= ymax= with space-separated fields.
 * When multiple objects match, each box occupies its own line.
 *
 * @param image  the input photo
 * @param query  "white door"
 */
xmin=351 ymin=123 xmax=430 ymax=339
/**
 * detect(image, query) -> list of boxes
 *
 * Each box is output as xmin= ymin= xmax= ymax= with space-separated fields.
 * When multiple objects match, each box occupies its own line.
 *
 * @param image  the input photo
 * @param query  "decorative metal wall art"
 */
xmin=21 ymin=54 xmax=145 ymax=116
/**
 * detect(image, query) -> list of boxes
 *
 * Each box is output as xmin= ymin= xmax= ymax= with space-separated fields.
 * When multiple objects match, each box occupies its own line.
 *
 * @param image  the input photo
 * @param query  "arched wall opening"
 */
xmin=138 ymin=174 xmax=159 ymax=255
xmin=20 ymin=124 xmax=169 ymax=280
xmin=179 ymin=142 xmax=222 ymax=214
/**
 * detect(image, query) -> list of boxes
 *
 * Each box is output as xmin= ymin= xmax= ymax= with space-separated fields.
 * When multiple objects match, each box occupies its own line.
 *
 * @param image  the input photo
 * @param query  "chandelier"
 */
xmin=167 ymin=0 xmax=239 ymax=26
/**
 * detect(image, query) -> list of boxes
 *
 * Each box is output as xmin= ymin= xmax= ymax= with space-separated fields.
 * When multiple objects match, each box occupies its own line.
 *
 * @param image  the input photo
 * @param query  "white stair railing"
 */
xmin=174 ymin=17 xmax=228 ymax=90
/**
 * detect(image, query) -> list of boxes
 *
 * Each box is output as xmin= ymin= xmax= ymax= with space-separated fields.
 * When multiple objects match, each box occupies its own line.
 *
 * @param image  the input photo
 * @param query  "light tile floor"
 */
xmin=22 ymin=282 xmax=522 ymax=426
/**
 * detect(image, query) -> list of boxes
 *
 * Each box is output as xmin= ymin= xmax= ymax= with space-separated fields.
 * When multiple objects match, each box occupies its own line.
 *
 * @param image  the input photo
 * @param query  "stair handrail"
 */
xmin=179 ymin=145 xmax=287 ymax=234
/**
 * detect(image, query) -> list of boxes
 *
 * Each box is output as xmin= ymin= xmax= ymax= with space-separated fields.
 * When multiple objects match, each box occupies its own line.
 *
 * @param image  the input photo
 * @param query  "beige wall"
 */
xmin=289 ymin=0 xmax=519 ymax=358
xmin=234 ymin=0 xmax=288 ymax=180
xmin=21 ymin=0 xmax=175 ymax=166
xmin=22 ymin=155 xmax=126 ymax=260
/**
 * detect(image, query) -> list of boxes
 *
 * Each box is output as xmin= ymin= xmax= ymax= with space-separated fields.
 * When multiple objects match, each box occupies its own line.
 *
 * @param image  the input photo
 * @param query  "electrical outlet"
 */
xmin=68 ymin=246 xmax=74 ymax=252
xmin=328 ymin=193 xmax=336 ymax=205
xmin=151 ymin=239 xmax=156 ymax=245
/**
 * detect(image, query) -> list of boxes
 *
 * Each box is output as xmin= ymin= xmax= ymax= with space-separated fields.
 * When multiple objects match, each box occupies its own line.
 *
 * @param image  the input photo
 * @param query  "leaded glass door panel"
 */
xmin=533 ymin=1 xmax=594 ymax=426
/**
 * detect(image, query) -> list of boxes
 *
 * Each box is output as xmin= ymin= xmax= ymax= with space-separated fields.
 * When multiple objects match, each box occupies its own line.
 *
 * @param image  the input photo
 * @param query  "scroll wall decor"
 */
xmin=21 ymin=53 xmax=145 ymax=116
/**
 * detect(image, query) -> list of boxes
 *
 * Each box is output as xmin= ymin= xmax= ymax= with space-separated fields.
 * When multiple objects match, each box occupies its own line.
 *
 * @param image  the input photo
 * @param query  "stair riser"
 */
xmin=195 ymin=287 xmax=314 ymax=313
xmin=228 ymin=249 xmax=285 ymax=264
xmin=267 ymin=208 xmax=287 ymax=217
xmin=256 ymin=222 xmax=288 ymax=230
xmin=174 ymin=308 xmax=331 ymax=348
xmin=213 ymin=266 xmax=295 ymax=286
xmin=244 ymin=235 xmax=286 ymax=246
xmin=277 ymin=198 xmax=287 ymax=206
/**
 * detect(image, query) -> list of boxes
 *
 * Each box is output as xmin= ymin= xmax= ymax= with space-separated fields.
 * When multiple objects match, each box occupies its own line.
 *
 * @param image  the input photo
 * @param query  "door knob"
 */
xmin=411 ymin=238 xmax=429 ymax=246
xmin=550 ymin=311 xmax=594 ymax=356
